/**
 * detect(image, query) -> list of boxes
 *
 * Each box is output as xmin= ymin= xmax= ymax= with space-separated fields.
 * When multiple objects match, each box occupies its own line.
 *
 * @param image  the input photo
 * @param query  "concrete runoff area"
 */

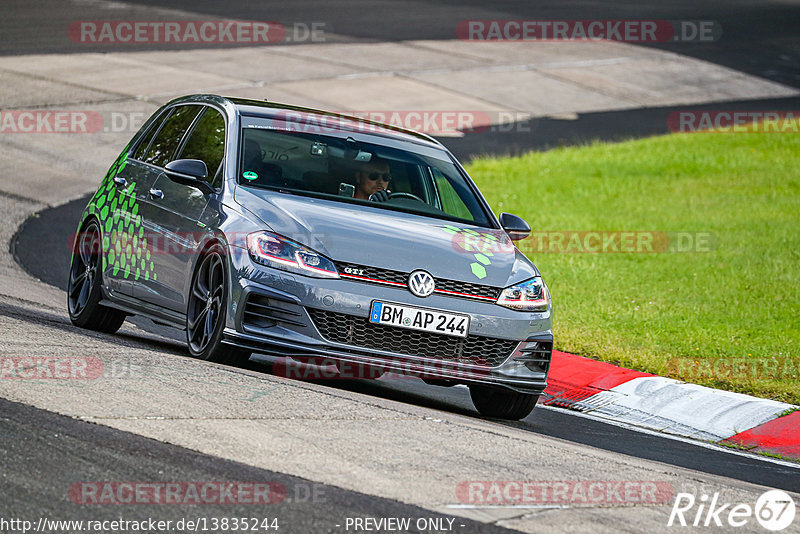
xmin=2 ymin=39 xmax=800 ymax=532
xmin=0 ymin=39 xmax=796 ymax=140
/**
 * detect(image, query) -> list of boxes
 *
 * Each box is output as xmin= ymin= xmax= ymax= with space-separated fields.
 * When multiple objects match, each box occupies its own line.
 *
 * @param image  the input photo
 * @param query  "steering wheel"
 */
xmin=386 ymin=191 xmax=425 ymax=202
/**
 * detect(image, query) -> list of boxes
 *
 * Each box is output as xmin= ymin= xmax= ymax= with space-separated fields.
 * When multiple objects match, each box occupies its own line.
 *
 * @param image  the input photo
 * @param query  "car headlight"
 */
xmin=496 ymin=277 xmax=548 ymax=312
xmin=247 ymin=231 xmax=339 ymax=279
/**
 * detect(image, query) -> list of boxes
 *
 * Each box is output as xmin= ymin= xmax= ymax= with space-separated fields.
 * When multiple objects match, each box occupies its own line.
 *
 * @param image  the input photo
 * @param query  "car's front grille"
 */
xmin=337 ymin=263 xmax=407 ymax=285
xmin=335 ymin=262 xmax=501 ymax=302
xmin=307 ymin=308 xmax=518 ymax=367
xmin=242 ymin=293 xmax=306 ymax=330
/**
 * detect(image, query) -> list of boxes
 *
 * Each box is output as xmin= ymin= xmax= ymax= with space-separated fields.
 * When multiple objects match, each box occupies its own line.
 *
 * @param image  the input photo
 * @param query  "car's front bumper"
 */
xmin=223 ymin=246 xmax=553 ymax=394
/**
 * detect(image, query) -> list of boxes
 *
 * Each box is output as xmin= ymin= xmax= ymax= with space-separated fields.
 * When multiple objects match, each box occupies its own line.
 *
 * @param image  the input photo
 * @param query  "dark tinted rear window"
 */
xmin=143 ymin=105 xmax=202 ymax=167
xmin=178 ymin=107 xmax=226 ymax=184
xmin=132 ymin=112 xmax=166 ymax=161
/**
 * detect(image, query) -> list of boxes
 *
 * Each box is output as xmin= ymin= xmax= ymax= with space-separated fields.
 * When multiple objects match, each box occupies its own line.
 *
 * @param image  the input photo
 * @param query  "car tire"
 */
xmin=468 ymin=384 xmax=538 ymax=420
xmin=67 ymin=219 xmax=126 ymax=333
xmin=186 ymin=244 xmax=251 ymax=366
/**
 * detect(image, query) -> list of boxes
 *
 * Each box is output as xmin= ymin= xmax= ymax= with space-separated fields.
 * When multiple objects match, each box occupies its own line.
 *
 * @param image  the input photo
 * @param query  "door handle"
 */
xmin=113 ymin=176 xmax=127 ymax=187
xmin=149 ymin=188 xmax=164 ymax=199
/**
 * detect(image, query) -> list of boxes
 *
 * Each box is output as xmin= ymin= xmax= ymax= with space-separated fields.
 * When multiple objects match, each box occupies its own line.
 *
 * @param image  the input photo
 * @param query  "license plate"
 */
xmin=369 ymin=301 xmax=469 ymax=338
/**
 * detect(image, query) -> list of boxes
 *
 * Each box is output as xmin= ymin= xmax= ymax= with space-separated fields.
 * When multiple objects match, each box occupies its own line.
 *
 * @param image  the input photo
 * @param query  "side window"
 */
xmin=132 ymin=109 xmax=169 ymax=161
xmin=178 ymin=107 xmax=226 ymax=186
xmin=433 ymin=169 xmax=474 ymax=221
xmin=143 ymin=105 xmax=203 ymax=167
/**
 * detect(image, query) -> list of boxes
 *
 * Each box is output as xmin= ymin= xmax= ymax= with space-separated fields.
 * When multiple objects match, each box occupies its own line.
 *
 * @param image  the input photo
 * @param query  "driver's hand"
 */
xmin=369 ymin=190 xmax=390 ymax=202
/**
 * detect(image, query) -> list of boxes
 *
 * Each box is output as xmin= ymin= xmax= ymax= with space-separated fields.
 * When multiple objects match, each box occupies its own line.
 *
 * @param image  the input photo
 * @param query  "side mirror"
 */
xmin=499 ymin=212 xmax=531 ymax=241
xmin=164 ymin=159 xmax=215 ymax=194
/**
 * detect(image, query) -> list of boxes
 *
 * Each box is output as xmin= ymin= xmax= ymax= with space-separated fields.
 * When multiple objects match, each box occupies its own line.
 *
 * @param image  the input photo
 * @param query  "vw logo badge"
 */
xmin=408 ymin=270 xmax=435 ymax=297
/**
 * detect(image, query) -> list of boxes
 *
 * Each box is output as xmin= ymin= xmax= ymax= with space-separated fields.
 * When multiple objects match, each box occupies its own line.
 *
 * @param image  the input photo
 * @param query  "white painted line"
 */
xmin=446 ymin=504 xmax=571 ymax=510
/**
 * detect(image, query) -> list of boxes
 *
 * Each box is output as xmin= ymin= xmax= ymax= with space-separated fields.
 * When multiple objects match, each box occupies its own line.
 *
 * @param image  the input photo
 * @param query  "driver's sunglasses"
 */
xmin=366 ymin=172 xmax=391 ymax=182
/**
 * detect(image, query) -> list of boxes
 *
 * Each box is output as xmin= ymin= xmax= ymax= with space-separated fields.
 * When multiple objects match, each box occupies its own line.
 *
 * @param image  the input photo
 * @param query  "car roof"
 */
xmin=167 ymin=94 xmax=448 ymax=150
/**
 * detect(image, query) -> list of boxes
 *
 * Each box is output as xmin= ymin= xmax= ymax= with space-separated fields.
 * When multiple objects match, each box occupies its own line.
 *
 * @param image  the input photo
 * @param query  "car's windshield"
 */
xmin=237 ymin=116 xmax=492 ymax=227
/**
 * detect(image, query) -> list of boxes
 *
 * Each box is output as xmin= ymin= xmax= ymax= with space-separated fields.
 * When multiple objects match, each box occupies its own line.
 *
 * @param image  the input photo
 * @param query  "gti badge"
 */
xmin=408 ymin=270 xmax=435 ymax=297
xmin=343 ymin=266 xmax=365 ymax=276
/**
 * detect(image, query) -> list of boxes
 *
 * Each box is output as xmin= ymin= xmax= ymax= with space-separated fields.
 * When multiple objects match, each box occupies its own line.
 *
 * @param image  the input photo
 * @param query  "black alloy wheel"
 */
xmin=186 ymin=245 xmax=250 ymax=365
xmin=67 ymin=219 xmax=126 ymax=333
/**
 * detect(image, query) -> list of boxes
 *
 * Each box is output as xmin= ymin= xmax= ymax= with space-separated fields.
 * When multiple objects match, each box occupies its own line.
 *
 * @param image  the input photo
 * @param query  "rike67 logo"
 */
xmin=668 ymin=489 xmax=796 ymax=531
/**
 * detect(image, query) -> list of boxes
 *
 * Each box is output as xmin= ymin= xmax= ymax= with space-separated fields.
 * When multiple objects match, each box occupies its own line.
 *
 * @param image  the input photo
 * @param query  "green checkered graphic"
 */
xmin=86 ymin=146 xmax=156 ymax=282
xmin=441 ymin=224 xmax=500 ymax=280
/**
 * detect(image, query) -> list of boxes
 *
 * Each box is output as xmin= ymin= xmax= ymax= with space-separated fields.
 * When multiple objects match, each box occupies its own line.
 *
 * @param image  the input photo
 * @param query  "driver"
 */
xmin=354 ymin=158 xmax=391 ymax=200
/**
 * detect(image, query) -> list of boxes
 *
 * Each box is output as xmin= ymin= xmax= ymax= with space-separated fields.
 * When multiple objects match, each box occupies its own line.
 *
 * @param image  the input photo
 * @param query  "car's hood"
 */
xmin=234 ymin=187 xmax=539 ymax=287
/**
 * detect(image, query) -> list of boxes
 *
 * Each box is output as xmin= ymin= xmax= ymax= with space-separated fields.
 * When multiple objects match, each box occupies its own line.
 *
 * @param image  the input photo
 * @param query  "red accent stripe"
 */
xmin=340 ymin=273 xmax=494 ymax=301
xmin=721 ymin=411 xmax=800 ymax=460
xmin=340 ymin=273 xmax=405 ymax=287
xmin=433 ymin=288 xmax=495 ymax=301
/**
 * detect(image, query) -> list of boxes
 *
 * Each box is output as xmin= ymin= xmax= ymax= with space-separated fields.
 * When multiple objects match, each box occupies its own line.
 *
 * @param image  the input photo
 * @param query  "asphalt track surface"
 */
xmin=12 ymin=196 xmax=800 ymax=494
xmin=0 ymin=397 xmax=513 ymax=533
xmin=443 ymin=96 xmax=800 ymax=160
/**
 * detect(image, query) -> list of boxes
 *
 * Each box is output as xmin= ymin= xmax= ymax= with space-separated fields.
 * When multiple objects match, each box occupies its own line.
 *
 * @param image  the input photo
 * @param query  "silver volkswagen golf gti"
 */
xmin=68 ymin=95 xmax=553 ymax=420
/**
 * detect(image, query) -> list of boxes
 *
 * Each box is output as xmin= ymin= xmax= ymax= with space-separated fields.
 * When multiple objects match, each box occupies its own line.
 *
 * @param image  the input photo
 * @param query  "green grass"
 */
xmin=718 ymin=440 xmax=799 ymax=463
xmin=466 ymin=131 xmax=800 ymax=404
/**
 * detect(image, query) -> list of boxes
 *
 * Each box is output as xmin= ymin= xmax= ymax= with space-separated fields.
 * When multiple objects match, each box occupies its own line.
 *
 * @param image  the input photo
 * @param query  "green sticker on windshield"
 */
xmin=243 ymin=171 xmax=258 ymax=181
